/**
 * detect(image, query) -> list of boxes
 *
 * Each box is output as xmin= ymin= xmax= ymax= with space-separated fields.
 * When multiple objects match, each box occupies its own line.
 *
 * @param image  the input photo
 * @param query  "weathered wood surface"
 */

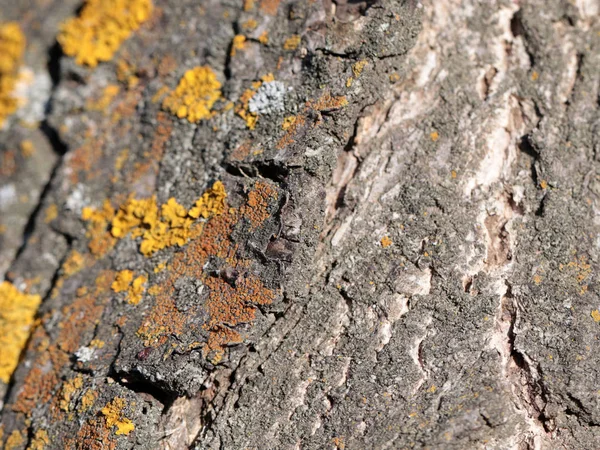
xmin=1 ymin=1 xmax=600 ymax=449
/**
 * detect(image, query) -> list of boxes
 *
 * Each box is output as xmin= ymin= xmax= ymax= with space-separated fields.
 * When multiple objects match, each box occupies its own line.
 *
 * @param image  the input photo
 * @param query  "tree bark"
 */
xmin=1 ymin=0 xmax=600 ymax=449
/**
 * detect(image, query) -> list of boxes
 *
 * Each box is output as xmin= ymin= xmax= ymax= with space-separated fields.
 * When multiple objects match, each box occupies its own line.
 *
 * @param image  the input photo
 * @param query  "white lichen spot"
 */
xmin=75 ymin=346 xmax=96 ymax=363
xmin=248 ymin=80 xmax=286 ymax=115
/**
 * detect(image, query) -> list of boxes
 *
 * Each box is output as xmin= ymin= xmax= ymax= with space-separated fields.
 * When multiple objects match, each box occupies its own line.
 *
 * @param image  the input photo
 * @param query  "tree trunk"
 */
xmin=1 ymin=0 xmax=600 ymax=449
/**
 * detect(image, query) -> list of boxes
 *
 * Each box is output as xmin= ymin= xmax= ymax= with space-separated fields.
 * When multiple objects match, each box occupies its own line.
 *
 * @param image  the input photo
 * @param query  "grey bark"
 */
xmin=1 ymin=0 xmax=600 ymax=449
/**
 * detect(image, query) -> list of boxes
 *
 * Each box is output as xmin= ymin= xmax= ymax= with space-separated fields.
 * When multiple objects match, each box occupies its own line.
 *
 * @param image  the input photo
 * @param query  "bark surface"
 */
xmin=1 ymin=1 xmax=600 ymax=449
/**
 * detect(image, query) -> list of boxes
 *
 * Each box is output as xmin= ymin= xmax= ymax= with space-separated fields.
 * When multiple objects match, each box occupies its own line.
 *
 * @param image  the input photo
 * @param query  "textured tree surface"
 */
xmin=1 ymin=0 xmax=600 ymax=449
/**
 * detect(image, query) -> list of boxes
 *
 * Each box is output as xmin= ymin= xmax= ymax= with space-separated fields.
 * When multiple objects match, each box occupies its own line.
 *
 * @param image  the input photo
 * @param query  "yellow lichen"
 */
xmin=112 ymin=270 xmax=147 ymax=304
xmin=0 ymin=22 xmax=26 ymax=126
xmin=5 ymin=430 xmax=24 ymax=450
xmin=112 ymin=270 xmax=134 ymax=292
xmin=62 ymin=250 xmax=86 ymax=276
xmin=44 ymin=204 xmax=58 ymax=223
xmin=114 ymin=148 xmax=129 ymax=170
xmin=189 ymin=181 xmax=227 ymax=219
xmin=90 ymin=339 xmax=105 ymax=348
xmin=230 ymin=34 xmax=247 ymax=56
xmin=282 ymin=115 xmax=297 ymax=130
xmin=283 ymin=34 xmax=301 ymax=50
xmin=87 ymin=85 xmax=120 ymax=111
xmin=381 ymin=236 xmax=393 ymax=248
xmin=81 ymin=200 xmax=116 ymax=256
xmin=591 ymin=310 xmax=600 ymax=322
xmin=78 ymin=390 xmax=98 ymax=412
xmin=128 ymin=275 xmax=147 ymax=305
xmin=242 ymin=19 xmax=258 ymax=30
xmin=162 ymin=66 xmax=222 ymax=123
xmin=27 ymin=429 xmax=50 ymax=450
xmin=258 ymin=30 xmax=269 ymax=44
xmin=0 ymin=281 xmax=42 ymax=383
xmin=101 ymin=397 xmax=135 ymax=435
xmin=20 ymin=139 xmax=34 ymax=157
xmin=59 ymin=375 xmax=83 ymax=411
xmin=352 ymin=60 xmax=368 ymax=77
xmin=58 ymin=0 xmax=154 ymax=67
xmin=108 ymin=182 xmax=227 ymax=256
xmin=153 ymin=261 xmax=167 ymax=273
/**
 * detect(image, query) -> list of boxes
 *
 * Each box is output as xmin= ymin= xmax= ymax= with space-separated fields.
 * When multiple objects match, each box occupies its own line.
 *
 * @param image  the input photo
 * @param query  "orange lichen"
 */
xmin=28 ymin=429 xmax=50 ymax=450
xmin=137 ymin=280 xmax=187 ymax=347
xmin=157 ymin=54 xmax=177 ymax=78
xmin=13 ymin=344 xmax=64 ymax=415
xmin=0 ymin=22 xmax=26 ymax=126
xmin=69 ymin=419 xmax=116 ymax=450
xmin=283 ymin=34 xmax=301 ymax=50
xmin=277 ymin=114 xmax=305 ymax=149
xmin=231 ymin=141 xmax=252 ymax=161
xmin=241 ymin=180 xmax=278 ymax=230
xmin=243 ymin=0 xmax=255 ymax=10
xmin=381 ymin=236 xmax=393 ymax=248
xmin=332 ymin=436 xmax=345 ymax=449
xmin=162 ymin=66 xmax=221 ymax=123
xmin=230 ymin=34 xmax=247 ymax=56
xmin=560 ymin=255 xmax=592 ymax=295
xmin=101 ymin=397 xmax=135 ymax=435
xmin=58 ymin=0 xmax=154 ymax=67
xmin=137 ymin=181 xmax=278 ymax=356
xmin=66 ymin=140 xmax=103 ymax=184
xmin=0 ymin=150 xmax=16 ymax=177
xmin=307 ymin=92 xmax=348 ymax=111
xmin=260 ymin=0 xmax=281 ymax=15
xmin=57 ymin=295 xmax=106 ymax=354
xmin=0 ymin=281 xmax=42 ymax=383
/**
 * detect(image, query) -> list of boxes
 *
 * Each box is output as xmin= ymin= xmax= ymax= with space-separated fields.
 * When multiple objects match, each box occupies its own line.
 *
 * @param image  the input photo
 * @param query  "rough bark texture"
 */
xmin=1 ymin=0 xmax=600 ymax=449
